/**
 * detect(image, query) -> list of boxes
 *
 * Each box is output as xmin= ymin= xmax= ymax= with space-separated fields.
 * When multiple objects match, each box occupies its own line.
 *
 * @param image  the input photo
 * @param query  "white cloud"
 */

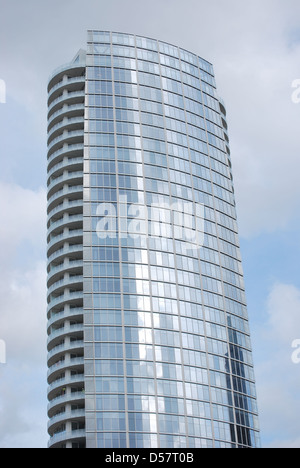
xmin=266 ymin=283 xmax=300 ymax=345
xmin=0 ymin=182 xmax=46 ymax=259
xmin=0 ymin=261 xmax=47 ymax=364
xmin=208 ymin=5 xmax=300 ymax=237
xmin=0 ymin=363 xmax=48 ymax=448
xmin=0 ymin=182 xmax=47 ymax=363
xmin=254 ymin=283 xmax=300 ymax=448
xmin=0 ymin=182 xmax=48 ymax=447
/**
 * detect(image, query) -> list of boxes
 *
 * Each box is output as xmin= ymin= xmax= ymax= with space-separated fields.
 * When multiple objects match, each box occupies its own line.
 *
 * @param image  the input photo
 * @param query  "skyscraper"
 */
xmin=47 ymin=31 xmax=260 ymax=449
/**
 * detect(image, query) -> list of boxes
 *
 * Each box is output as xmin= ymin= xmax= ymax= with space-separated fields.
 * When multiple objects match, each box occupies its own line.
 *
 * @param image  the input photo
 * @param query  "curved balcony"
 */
xmin=47 ymin=307 xmax=83 ymax=331
xmin=48 ymin=90 xmax=85 ymax=119
xmin=47 ymin=340 xmax=84 ymax=367
xmin=47 ymin=244 xmax=83 ymax=267
xmin=47 ymin=273 xmax=83 ymax=295
xmin=48 ymin=408 xmax=86 ymax=434
xmin=47 ymin=144 xmax=84 ymax=171
xmin=47 ymin=171 xmax=83 ymax=199
xmin=48 ymin=429 xmax=86 ymax=449
xmin=47 ymin=157 xmax=83 ymax=182
xmin=47 ymin=231 xmax=83 ymax=259
xmin=48 ymin=62 xmax=85 ymax=93
xmin=48 ymin=75 xmax=85 ymax=107
xmin=48 ymin=390 xmax=85 ymax=417
xmin=47 ymin=185 xmax=83 ymax=214
xmin=47 ymin=323 xmax=84 ymax=349
xmin=48 ymin=103 xmax=84 ymax=131
xmin=48 ymin=117 xmax=84 ymax=144
xmin=47 ymin=213 xmax=83 ymax=239
xmin=47 ymin=259 xmax=83 ymax=285
xmin=48 ymin=372 xmax=85 ymax=396
xmin=47 ymin=198 xmax=83 ymax=229
xmin=47 ymin=57 xmax=86 ymax=450
xmin=48 ymin=130 xmax=84 ymax=158
xmin=47 ymin=291 xmax=83 ymax=315
xmin=48 ymin=356 xmax=84 ymax=383
xmin=47 ymin=278 xmax=83 ymax=305
xmin=48 ymin=199 xmax=83 ymax=226
xmin=48 ymin=410 xmax=86 ymax=449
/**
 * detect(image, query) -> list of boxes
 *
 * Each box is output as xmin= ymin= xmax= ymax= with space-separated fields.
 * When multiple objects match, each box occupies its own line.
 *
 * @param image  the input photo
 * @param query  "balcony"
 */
xmin=47 ymin=259 xmax=83 ymax=287
xmin=48 ymin=130 xmax=84 ymax=157
xmin=47 ymin=171 xmax=83 ymax=199
xmin=47 ymin=199 xmax=83 ymax=225
xmin=47 ymin=228 xmax=83 ymax=256
xmin=47 ymin=243 xmax=83 ymax=267
xmin=47 ymin=156 xmax=83 ymax=182
xmin=48 ymin=75 xmax=85 ymax=107
xmin=48 ymin=428 xmax=86 ymax=449
xmin=47 ymin=213 xmax=83 ymax=239
xmin=48 ymin=62 xmax=85 ymax=93
xmin=47 ymin=291 xmax=83 ymax=315
xmin=47 ymin=340 xmax=84 ymax=367
xmin=47 ymin=356 xmax=84 ymax=382
xmin=48 ymin=390 xmax=85 ymax=414
xmin=47 ymin=185 xmax=83 ymax=214
xmin=47 ymin=372 xmax=85 ymax=395
xmin=48 ymin=408 xmax=86 ymax=434
xmin=48 ymin=117 xmax=84 ymax=144
xmin=47 ymin=323 xmax=84 ymax=350
xmin=48 ymin=90 xmax=85 ymax=118
xmin=47 ymin=307 xmax=83 ymax=330
xmin=47 ymin=275 xmax=83 ymax=299
xmin=48 ymin=104 xmax=84 ymax=130
xmin=47 ymin=144 xmax=84 ymax=172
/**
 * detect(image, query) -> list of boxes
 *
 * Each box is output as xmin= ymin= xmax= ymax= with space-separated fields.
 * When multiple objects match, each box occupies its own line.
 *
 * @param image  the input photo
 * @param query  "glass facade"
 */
xmin=47 ymin=31 xmax=260 ymax=449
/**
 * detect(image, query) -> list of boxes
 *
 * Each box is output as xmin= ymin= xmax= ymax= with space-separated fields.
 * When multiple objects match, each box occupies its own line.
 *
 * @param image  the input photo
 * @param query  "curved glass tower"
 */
xmin=47 ymin=31 xmax=260 ymax=449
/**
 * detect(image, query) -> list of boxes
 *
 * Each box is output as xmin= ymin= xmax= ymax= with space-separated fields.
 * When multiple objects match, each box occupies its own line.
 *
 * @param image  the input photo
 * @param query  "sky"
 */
xmin=0 ymin=0 xmax=300 ymax=448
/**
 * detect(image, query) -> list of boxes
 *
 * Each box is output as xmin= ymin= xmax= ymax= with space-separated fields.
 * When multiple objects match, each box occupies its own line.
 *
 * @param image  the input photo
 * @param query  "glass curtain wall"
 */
xmin=82 ymin=31 xmax=260 ymax=449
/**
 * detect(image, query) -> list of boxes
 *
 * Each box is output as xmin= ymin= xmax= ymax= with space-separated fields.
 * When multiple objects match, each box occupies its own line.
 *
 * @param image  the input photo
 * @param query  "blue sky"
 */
xmin=0 ymin=0 xmax=300 ymax=448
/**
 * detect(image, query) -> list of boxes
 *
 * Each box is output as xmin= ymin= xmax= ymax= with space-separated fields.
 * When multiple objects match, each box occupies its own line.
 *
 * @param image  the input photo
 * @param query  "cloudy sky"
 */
xmin=0 ymin=0 xmax=300 ymax=448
